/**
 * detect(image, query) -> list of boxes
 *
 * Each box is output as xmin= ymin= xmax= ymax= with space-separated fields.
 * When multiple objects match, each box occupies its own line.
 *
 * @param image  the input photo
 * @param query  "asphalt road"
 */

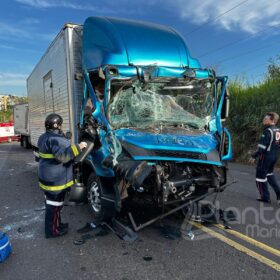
xmin=0 ymin=142 xmax=280 ymax=279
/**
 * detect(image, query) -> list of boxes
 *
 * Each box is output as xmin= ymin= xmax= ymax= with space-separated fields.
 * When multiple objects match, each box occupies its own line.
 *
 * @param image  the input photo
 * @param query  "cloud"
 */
xmin=0 ymin=22 xmax=29 ymax=38
xmin=16 ymin=0 xmax=55 ymax=8
xmin=0 ymin=44 xmax=16 ymax=50
xmin=19 ymin=18 xmax=40 ymax=25
xmin=15 ymin=0 xmax=115 ymax=13
xmin=16 ymin=0 xmax=280 ymax=34
xmin=0 ymin=72 xmax=28 ymax=86
xmin=0 ymin=20 xmax=56 ymax=42
xmin=166 ymin=0 xmax=280 ymax=34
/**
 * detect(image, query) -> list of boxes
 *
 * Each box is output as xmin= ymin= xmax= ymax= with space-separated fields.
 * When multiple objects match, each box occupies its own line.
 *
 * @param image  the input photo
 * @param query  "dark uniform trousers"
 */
xmin=44 ymin=191 xmax=67 ymax=236
xmin=256 ymin=155 xmax=280 ymax=201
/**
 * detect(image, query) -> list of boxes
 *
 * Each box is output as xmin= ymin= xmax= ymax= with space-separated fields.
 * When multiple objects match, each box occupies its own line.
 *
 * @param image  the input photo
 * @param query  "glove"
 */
xmin=78 ymin=141 xmax=88 ymax=150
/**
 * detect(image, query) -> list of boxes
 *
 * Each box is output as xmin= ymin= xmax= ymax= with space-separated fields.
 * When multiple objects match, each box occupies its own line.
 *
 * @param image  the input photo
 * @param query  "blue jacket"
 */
xmin=37 ymin=130 xmax=81 ymax=193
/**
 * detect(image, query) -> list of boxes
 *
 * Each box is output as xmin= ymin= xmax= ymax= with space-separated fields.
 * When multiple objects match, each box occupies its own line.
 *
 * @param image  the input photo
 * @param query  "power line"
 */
xmin=215 ymin=41 xmax=280 ymax=65
xmin=198 ymin=23 xmax=280 ymax=58
xmin=185 ymin=0 xmax=250 ymax=36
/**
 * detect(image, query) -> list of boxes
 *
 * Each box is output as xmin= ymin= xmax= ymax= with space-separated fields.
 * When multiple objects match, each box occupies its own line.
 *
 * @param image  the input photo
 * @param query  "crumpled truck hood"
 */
xmin=115 ymin=128 xmax=217 ymax=154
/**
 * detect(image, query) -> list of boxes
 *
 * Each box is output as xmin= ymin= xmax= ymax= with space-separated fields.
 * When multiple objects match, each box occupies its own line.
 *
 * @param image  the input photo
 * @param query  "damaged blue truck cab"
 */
xmin=77 ymin=16 xmax=232 ymax=225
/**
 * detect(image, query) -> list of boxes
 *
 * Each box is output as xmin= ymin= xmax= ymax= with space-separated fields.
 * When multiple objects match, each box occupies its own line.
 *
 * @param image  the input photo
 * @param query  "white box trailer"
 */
xmin=13 ymin=103 xmax=30 ymax=147
xmin=27 ymin=24 xmax=83 ymax=147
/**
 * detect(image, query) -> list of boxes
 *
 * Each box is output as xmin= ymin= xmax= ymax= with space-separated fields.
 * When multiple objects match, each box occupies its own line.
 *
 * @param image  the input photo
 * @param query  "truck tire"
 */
xmin=23 ymin=136 xmax=28 ymax=148
xmin=87 ymin=173 xmax=116 ymax=223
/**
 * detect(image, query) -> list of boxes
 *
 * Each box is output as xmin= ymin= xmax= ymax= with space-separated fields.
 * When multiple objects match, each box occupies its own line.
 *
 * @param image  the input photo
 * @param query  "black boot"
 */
xmin=45 ymin=228 xmax=68 ymax=239
xmin=59 ymin=222 xmax=69 ymax=230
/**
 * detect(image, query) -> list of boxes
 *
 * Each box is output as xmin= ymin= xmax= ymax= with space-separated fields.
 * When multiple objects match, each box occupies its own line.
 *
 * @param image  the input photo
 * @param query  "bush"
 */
xmin=226 ymin=75 xmax=280 ymax=163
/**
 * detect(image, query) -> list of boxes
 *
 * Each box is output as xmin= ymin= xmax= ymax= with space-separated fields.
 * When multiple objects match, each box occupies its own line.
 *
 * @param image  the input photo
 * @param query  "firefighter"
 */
xmin=38 ymin=113 xmax=87 ymax=238
xmin=250 ymin=112 xmax=280 ymax=204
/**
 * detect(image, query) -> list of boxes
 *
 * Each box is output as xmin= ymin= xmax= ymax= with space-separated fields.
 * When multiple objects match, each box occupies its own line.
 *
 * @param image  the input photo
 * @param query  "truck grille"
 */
xmin=154 ymin=150 xmax=207 ymax=160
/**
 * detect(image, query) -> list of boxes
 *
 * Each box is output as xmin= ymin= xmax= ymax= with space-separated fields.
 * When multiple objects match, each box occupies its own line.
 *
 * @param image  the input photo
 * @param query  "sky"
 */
xmin=0 ymin=0 xmax=279 ymax=96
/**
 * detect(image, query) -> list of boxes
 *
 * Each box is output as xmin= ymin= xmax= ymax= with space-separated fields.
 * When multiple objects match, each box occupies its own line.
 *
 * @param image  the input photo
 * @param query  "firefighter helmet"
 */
xmin=45 ymin=113 xmax=63 ymax=129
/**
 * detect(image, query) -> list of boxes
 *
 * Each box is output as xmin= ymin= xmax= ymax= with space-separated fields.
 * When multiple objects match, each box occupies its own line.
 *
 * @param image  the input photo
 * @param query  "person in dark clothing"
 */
xmin=38 ymin=113 xmax=87 ymax=238
xmin=251 ymin=112 xmax=280 ymax=204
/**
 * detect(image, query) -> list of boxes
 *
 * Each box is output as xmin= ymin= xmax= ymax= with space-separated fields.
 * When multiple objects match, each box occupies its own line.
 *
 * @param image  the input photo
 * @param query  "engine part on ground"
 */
xmin=102 ymin=218 xmax=138 ymax=243
xmin=128 ymin=177 xmax=237 ymax=231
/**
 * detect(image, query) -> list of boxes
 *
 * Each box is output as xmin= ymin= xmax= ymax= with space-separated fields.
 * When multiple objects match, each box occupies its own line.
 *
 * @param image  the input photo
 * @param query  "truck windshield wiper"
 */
xmin=183 ymin=122 xmax=200 ymax=130
xmin=155 ymin=120 xmax=201 ymax=130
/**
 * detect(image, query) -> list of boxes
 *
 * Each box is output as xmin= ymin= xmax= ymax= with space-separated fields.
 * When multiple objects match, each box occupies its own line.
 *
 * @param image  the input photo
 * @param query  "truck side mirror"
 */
xmin=221 ymin=89 xmax=230 ymax=121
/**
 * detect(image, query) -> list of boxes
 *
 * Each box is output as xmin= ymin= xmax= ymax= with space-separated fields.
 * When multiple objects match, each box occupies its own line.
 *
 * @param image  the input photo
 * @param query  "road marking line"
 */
xmin=190 ymin=222 xmax=280 ymax=272
xmin=214 ymin=224 xmax=280 ymax=258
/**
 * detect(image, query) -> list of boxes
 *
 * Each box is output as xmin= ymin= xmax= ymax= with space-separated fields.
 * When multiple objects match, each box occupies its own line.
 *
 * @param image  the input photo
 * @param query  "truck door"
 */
xmin=43 ymin=71 xmax=54 ymax=114
xmin=215 ymin=77 xmax=232 ymax=160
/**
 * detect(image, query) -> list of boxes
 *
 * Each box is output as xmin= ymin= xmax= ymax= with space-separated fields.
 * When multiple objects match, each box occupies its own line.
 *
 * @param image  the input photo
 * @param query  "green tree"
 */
xmin=267 ymin=55 xmax=280 ymax=80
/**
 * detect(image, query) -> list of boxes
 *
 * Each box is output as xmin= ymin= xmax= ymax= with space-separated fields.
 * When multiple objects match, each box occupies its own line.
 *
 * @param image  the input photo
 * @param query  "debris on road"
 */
xmin=143 ymin=256 xmax=153 ymax=262
xmin=74 ymin=224 xmax=110 ymax=245
xmin=77 ymin=222 xmax=98 ymax=234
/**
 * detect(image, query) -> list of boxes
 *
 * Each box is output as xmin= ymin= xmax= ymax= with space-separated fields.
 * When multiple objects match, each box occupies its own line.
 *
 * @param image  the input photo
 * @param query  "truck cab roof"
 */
xmin=83 ymin=16 xmax=201 ymax=71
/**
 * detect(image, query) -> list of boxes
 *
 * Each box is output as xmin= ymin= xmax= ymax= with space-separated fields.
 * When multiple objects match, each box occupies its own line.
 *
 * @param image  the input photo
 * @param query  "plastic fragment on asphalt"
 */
xmin=73 ymin=239 xmax=85 ymax=245
xmin=17 ymin=227 xmax=24 ymax=233
xmin=186 ymin=230 xmax=195 ymax=240
xmin=34 ymin=206 xmax=45 ymax=212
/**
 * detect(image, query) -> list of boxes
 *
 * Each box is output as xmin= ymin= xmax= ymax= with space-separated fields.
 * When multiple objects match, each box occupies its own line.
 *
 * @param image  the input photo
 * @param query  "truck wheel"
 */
xmin=87 ymin=173 xmax=116 ymax=223
xmin=23 ymin=137 xmax=28 ymax=148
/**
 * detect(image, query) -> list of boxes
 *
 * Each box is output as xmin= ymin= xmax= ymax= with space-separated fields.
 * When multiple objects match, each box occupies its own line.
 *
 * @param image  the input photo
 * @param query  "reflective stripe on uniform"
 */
xmin=71 ymin=145 xmax=79 ymax=157
xmin=267 ymin=128 xmax=274 ymax=152
xmin=46 ymin=200 xmax=64 ymax=206
xmin=267 ymin=173 xmax=274 ymax=176
xmin=39 ymin=180 xmax=74 ymax=191
xmin=256 ymin=178 xmax=267 ymax=182
xmin=39 ymin=152 xmax=55 ymax=159
xmin=257 ymin=144 xmax=266 ymax=150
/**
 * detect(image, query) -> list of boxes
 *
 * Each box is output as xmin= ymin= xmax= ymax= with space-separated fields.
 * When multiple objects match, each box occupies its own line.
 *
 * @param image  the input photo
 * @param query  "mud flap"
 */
xmin=100 ymin=192 xmax=118 ymax=213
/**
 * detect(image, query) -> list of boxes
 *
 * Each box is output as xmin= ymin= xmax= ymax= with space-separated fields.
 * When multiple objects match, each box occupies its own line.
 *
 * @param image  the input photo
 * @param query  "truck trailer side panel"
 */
xmin=13 ymin=103 xmax=29 ymax=136
xmin=27 ymin=24 xmax=83 ymax=147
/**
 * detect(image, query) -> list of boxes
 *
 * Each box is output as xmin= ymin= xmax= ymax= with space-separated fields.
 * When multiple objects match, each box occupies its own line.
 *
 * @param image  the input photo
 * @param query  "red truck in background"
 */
xmin=0 ymin=122 xmax=20 ymax=143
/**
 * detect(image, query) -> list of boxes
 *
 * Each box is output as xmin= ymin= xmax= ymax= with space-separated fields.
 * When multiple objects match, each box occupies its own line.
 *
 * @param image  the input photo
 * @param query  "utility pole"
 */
xmin=4 ymin=96 xmax=8 ymax=111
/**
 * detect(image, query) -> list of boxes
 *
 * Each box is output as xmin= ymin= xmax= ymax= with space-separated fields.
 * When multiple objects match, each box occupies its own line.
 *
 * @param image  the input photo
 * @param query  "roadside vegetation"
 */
xmin=226 ymin=56 xmax=280 ymax=163
xmin=0 ymin=96 xmax=27 ymax=122
xmin=0 ymin=109 xmax=13 ymax=122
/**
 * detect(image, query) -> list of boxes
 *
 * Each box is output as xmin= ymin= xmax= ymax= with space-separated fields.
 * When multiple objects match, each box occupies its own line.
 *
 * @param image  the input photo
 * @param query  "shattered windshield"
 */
xmin=107 ymin=78 xmax=214 ymax=130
